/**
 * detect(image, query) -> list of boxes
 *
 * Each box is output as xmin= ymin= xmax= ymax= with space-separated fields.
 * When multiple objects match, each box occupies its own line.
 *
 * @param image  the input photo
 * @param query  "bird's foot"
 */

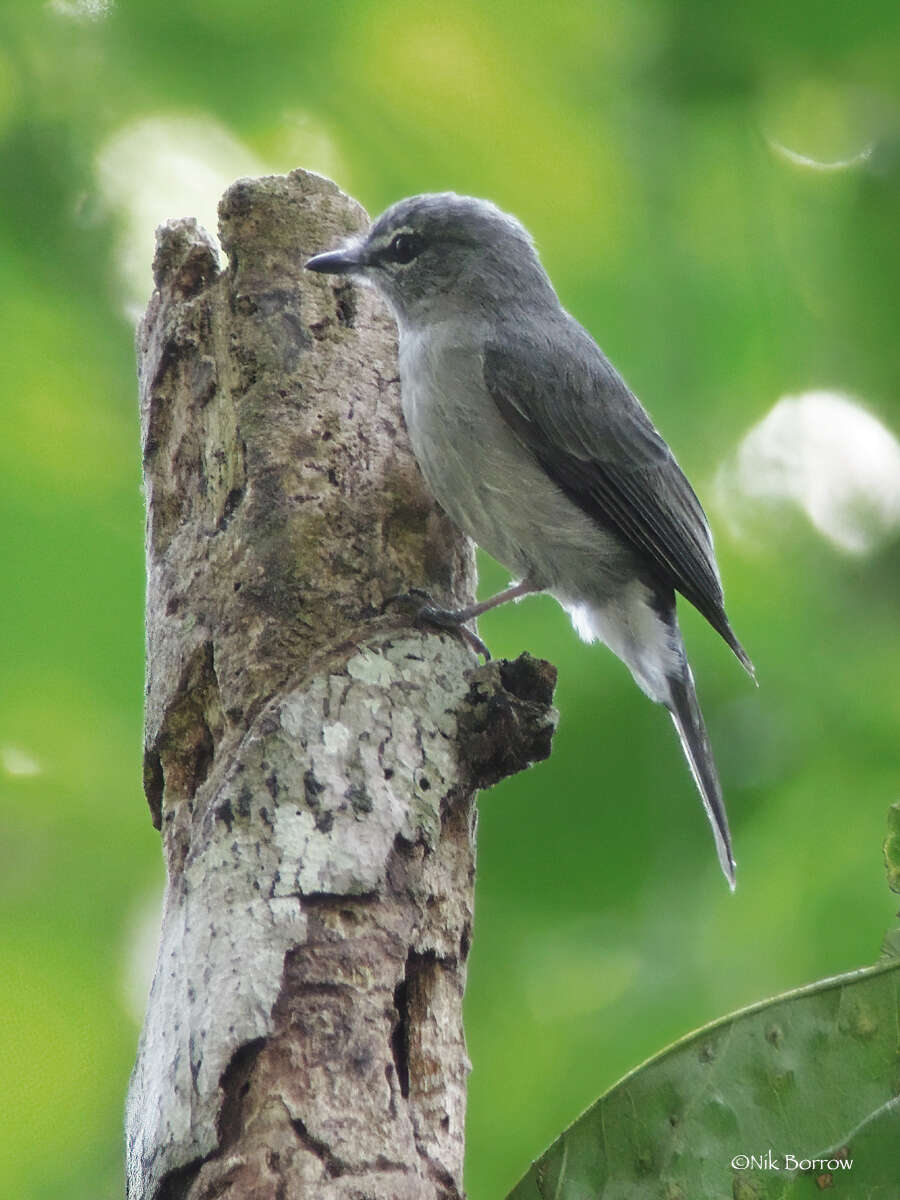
xmin=383 ymin=589 xmax=491 ymax=660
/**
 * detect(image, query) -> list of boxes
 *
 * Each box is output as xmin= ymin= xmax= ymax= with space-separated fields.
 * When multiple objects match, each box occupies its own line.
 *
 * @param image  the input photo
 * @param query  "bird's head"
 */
xmin=305 ymin=192 xmax=554 ymax=327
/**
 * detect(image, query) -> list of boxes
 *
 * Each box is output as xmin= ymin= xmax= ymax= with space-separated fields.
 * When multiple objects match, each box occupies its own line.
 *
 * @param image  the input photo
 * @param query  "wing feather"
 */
xmin=483 ymin=321 xmax=752 ymax=673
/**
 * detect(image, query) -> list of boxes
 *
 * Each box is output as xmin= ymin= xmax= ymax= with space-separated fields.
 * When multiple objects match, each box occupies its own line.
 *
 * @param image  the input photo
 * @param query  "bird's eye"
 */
xmin=388 ymin=233 xmax=422 ymax=264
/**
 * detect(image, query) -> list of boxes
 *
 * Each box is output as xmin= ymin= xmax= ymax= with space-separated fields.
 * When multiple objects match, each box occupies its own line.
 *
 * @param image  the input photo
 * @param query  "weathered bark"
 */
xmin=126 ymin=170 xmax=557 ymax=1200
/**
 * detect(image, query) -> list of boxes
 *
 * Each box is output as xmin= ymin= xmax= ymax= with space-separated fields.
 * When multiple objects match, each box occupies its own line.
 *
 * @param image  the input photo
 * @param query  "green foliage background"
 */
xmin=1 ymin=1 xmax=898 ymax=1196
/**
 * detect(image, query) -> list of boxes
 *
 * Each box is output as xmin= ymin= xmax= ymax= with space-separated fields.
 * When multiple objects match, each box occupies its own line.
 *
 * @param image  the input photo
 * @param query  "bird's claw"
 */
xmin=382 ymin=587 xmax=436 ymax=614
xmin=382 ymin=590 xmax=491 ymax=660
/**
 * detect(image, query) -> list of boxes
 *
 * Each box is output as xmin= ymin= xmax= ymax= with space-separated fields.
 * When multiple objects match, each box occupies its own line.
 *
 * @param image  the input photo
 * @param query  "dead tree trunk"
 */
xmin=126 ymin=170 xmax=557 ymax=1200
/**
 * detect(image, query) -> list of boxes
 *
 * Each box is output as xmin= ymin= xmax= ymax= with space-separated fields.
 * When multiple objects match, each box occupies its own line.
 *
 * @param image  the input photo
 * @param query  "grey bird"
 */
xmin=306 ymin=193 xmax=754 ymax=888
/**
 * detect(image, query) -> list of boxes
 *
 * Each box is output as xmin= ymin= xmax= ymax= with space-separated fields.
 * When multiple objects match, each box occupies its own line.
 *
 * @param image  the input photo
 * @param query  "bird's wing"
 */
xmin=483 ymin=321 xmax=751 ymax=670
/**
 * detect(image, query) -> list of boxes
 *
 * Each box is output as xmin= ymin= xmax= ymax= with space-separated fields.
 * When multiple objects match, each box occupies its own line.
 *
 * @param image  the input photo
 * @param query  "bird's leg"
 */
xmin=420 ymin=578 xmax=540 ymax=623
xmin=384 ymin=579 xmax=539 ymax=659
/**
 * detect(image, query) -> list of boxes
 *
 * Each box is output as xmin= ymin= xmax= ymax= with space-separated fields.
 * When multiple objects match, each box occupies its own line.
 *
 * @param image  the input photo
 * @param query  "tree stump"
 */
xmin=126 ymin=170 xmax=557 ymax=1200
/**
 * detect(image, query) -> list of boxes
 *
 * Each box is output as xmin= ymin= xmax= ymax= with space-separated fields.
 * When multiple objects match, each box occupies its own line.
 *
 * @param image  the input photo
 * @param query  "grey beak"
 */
xmin=304 ymin=247 xmax=363 ymax=276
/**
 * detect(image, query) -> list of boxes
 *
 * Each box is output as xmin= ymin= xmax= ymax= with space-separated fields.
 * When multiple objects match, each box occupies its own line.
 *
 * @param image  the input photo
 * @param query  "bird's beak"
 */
xmin=304 ymin=243 xmax=365 ymax=276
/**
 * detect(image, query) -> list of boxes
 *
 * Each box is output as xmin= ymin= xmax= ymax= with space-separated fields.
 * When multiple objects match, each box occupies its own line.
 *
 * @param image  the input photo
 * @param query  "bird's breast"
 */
xmin=396 ymin=324 xmax=619 ymax=587
xmin=398 ymin=326 xmax=505 ymax=529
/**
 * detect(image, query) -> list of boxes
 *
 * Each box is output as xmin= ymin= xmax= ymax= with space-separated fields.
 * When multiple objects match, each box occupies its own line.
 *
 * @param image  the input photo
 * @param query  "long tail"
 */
xmin=667 ymin=667 xmax=736 ymax=890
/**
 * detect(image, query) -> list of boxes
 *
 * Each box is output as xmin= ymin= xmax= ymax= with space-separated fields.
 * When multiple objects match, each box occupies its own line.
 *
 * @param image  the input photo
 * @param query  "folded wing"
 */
xmin=483 ymin=320 xmax=753 ymax=675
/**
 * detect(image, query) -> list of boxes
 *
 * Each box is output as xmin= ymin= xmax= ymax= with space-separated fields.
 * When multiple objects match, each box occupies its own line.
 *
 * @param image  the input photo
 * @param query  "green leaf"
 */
xmin=506 ymin=960 xmax=900 ymax=1199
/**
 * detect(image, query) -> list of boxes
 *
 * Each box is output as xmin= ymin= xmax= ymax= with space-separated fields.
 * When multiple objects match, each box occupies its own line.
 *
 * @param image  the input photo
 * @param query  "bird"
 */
xmin=306 ymin=192 xmax=754 ymax=888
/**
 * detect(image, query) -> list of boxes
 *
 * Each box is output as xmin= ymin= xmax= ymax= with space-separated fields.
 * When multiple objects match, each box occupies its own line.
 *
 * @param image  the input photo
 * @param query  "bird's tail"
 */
xmin=667 ymin=667 xmax=736 ymax=890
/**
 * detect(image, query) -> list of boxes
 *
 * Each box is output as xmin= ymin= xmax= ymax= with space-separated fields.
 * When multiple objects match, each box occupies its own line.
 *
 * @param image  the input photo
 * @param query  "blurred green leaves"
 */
xmin=507 ymin=955 xmax=900 ymax=1199
xmin=508 ymin=863 xmax=900 ymax=1198
xmin=1 ymin=0 xmax=898 ymax=1196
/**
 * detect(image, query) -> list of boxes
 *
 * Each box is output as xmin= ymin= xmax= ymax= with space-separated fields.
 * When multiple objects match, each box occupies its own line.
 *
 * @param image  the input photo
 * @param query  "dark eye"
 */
xmin=389 ymin=233 xmax=422 ymax=264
